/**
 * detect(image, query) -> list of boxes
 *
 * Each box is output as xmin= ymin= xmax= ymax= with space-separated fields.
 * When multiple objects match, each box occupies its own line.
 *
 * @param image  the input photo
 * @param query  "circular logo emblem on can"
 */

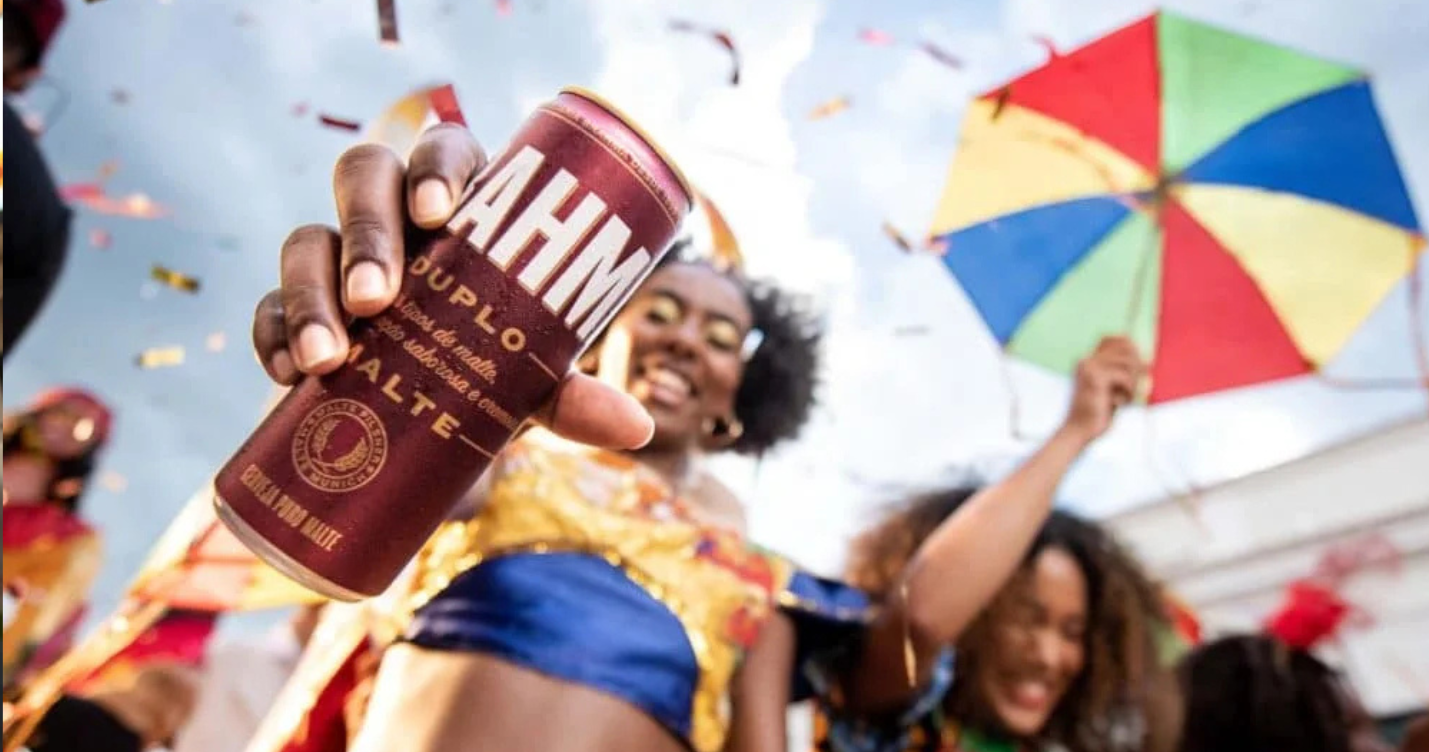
xmin=292 ymin=399 xmax=388 ymax=492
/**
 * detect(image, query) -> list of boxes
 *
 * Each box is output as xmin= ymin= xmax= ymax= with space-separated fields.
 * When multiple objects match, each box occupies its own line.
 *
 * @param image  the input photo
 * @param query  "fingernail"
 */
xmin=621 ymin=392 xmax=656 ymax=449
xmin=346 ymin=262 xmax=388 ymax=306
xmin=271 ymin=349 xmax=297 ymax=382
xmin=297 ymin=325 xmax=340 ymax=369
xmin=413 ymin=179 xmax=453 ymax=224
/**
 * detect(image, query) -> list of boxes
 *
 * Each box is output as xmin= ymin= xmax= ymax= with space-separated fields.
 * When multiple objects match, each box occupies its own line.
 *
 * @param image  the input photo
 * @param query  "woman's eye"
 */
xmin=706 ymin=321 xmax=742 ymax=352
xmin=645 ymin=295 xmax=681 ymax=324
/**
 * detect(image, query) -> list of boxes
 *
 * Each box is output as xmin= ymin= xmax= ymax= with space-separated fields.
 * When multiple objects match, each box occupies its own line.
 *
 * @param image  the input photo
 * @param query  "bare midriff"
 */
xmin=353 ymin=644 xmax=688 ymax=752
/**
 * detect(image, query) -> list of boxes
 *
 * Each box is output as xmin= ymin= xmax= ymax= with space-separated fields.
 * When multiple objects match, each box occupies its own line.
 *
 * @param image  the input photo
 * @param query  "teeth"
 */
xmin=648 ymin=367 xmax=692 ymax=395
xmin=1013 ymin=681 xmax=1050 ymax=705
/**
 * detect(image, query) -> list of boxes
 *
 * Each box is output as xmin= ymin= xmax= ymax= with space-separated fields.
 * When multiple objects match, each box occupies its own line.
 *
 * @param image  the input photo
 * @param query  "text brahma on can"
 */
xmin=214 ymin=88 xmax=694 ymax=600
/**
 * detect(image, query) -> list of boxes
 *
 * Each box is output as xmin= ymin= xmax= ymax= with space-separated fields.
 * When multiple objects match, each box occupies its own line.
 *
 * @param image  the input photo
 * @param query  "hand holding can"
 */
xmin=217 ymin=89 xmax=694 ymax=600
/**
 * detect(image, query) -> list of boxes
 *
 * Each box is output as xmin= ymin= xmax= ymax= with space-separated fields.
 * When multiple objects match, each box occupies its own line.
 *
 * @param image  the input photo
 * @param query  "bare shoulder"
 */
xmin=690 ymin=472 xmax=748 ymax=535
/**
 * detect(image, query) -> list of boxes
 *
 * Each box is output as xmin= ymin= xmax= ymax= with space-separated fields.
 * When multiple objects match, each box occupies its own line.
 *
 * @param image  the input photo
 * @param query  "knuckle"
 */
xmin=340 ymin=216 xmax=392 ymax=262
xmin=282 ymin=224 xmax=335 ymax=259
xmin=280 ymin=283 xmax=336 ymax=328
xmin=421 ymin=120 xmax=470 ymax=139
xmin=254 ymin=290 xmax=285 ymax=323
xmin=413 ymin=124 xmax=485 ymax=174
xmin=252 ymin=292 xmax=287 ymax=350
xmin=334 ymin=143 xmax=400 ymax=185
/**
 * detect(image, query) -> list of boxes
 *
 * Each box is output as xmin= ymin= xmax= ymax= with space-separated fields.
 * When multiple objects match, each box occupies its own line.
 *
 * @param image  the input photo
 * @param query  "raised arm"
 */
xmin=843 ymin=337 xmax=1144 ymax=713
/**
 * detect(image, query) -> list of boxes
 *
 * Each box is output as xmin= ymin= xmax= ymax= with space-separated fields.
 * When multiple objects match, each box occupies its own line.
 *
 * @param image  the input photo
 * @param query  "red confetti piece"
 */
xmin=89 ymin=228 xmax=112 ymax=249
xmin=1031 ymin=34 xmax=1060 ymax=59
xmin=428 ymin=84 xmax=467 ymax=127
xmin=858 ymin=28 xmax=896 ymax=46
xmin=319 ymin=114 xmax=363 ymax=132
xmin=495 ymin=0 xmax=512 ymax=16
xmin=377 ymin=0 xmax=400 ymax=47
xmin=668 ymin=19 xmax=742 ymax=86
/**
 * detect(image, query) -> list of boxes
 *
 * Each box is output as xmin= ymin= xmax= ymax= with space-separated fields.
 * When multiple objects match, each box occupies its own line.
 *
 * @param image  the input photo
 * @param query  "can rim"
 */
xmin=559 ymin=86 xmax=694 ymax=206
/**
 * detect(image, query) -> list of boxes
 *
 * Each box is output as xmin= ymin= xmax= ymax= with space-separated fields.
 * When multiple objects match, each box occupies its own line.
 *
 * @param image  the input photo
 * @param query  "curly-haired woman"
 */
xmin=810 ymin=338 xmax=1183 ymax=752
xmin=239 ymin=124 xmax=866 ymax=752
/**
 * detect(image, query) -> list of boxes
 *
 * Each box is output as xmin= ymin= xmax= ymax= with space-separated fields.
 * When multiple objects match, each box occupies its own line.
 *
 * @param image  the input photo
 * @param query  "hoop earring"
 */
xmin=701 ymin=415 xmax=744 ymax=444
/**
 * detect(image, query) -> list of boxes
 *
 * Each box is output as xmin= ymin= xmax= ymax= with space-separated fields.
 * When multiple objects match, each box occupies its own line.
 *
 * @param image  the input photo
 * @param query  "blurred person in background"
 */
xmin=3 ymin=0 xmax=74 ymax=361
xmin=1178 ymin=634 xmax=1394 ymax=752
xmin=1400 ymin=716 xmax=1429 ymax=752
xmin=809 ymin=338 xmax=1184 ymax=752
xmin=172 ymin=604 xmax=324 ymax=752
xmin=2 ymin=388 xmax=112 ymax=689
xmin=25 ymin=663 xmax=201 ymax=752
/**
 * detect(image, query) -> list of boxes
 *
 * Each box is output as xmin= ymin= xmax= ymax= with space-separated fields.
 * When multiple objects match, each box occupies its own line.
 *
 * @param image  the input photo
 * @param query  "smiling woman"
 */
xmin=239 ymin=127 xmax=860 ymax=752
xmin=815 ymin=492 xmax=1180 ymax=752
xmin=805 ymin=339 xmax=1184 ymax=752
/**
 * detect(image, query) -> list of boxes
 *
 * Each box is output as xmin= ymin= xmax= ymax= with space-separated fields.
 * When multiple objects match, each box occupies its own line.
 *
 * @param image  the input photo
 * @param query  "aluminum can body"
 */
xmin=214 ymin=88 xmax=692 ymax=600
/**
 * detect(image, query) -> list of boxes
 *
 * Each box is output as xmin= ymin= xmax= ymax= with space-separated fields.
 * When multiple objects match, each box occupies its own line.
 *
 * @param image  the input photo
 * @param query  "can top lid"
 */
xmin=560 ymin=86 xmax=694 ymax=207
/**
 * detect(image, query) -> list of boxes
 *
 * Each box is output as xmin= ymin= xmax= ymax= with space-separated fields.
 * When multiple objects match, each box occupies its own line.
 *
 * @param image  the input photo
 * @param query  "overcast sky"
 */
xmin=4 ymin=0 xmax=1426 ymax=628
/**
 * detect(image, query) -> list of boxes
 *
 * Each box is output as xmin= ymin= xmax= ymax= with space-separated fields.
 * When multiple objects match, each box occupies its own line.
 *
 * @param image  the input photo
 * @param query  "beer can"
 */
xmin=214 ymin=88 xmax=693 ymax=600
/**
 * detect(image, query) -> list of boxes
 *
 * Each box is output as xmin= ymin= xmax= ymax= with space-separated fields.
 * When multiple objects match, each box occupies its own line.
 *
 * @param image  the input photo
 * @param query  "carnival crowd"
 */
xmin=4 ymin=1 xmax=1427 ymax=751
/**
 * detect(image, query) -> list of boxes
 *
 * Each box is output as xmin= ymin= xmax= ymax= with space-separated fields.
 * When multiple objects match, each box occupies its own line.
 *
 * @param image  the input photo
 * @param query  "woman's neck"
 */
xmin=629 ymin=444 xmax=698 ymax=491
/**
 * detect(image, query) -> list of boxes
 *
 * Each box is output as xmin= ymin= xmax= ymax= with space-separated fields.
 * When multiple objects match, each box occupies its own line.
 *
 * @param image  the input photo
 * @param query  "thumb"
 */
xmin=540 ymin=373 xmax=654 ymax=450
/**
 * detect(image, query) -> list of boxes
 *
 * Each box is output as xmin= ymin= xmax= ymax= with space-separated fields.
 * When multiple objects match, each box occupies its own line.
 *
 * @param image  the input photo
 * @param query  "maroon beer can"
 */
xmin=214 ymin=87 xmax=693 ymax=600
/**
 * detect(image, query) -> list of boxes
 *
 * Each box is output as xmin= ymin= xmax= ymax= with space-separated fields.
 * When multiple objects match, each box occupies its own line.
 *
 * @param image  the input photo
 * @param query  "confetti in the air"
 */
xmin=151 ymin=264 xmax=202 ymax=294
xmin=881 ymin=221 xmax=916 ymax=253
xmin=136 ymin=346 xmax=186 ymax=369
xmin=919 ymin=41 xmax=963 ymax=69
xmin=495 ymin=0 xmax=512 ymax=16
xmin=100 ymin=471 xmax=129 ymax=493
xmin=377 ymin=0 xmax=400 ymax=47
xmin=881 ymin=221 xmax=946 ymax=255
xmin=1032 ymin=34 xmax=1061 ymax=60
xmin=668 ymin=20 xmax=741 ymax=86
xmin=695 ymin=192 xmax=743 ymax=272
xmin=856 ymin=29 xmax=962 ymax=71
xmin=319 ymin=113 xmax=363 ymax=132
xmin=858 ymin=27 xmax=896 ymax=46
xmin=60 ymin=183 xmax=169 ymax=219
xmin=88 ymin=228 xmax=112 ymax=249
xmin=110 ymin=89 xmax=131 ymax=105
xmin=364 ymin=83 xmax=467 ymax=156
xmin=205 ymin=332 xmax=228 ymax=353
xmin=291 ymin=101 xmax=310 ymax=117
xmin=808 ymin=95 xmax=852 ymax=121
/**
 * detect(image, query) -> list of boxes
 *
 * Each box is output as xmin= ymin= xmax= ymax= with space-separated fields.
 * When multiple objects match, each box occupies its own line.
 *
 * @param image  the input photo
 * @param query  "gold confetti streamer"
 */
xmin=136 ymin=347 xmax=186 ymax=369
xmin=150 ymin=265 xmax=201 ymax=293
xmin=807 ymin=96 xmax=851 ymax=121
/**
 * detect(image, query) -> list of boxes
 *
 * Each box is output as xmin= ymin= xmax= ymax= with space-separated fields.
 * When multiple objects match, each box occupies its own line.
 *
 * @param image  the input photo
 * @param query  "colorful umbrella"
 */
xmin=929 ymin=11 xmax=1424 ymax=403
